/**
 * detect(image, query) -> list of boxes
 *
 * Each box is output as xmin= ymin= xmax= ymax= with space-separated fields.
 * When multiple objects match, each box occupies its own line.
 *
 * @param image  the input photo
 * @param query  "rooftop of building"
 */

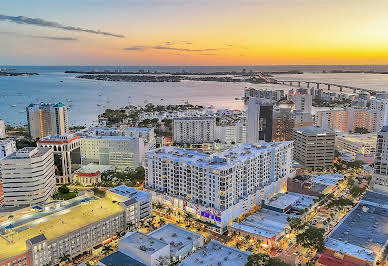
xmin=146 ymin=142 xmax=292 ymax=170
xmin=312 ymin=173 xmax=343 ymax=187
xmin=230 ymin=208 xmax=292 ymax=239
xmin=87 ymin=126 xmax=152 ymax=132
xmin=38 ymin=133 xmax=79 ymax=143
xmin=149 ymin=223 xmax=203 ymax=255
xmin=294 ymin=126 xmax=335 ymax=135
xmin=3 ymin=147 xmax=51 ymax=160
xmin=81 ymin=135 xmax=136 ymax=141
xmin=325 ymin=191 xmax=388 ymax=262
xmin=75 ymin=163 xmax=115 ymax=175
xmin=108 ymin=185 xmax=151 ymax=202
xmin=336 ymin=134 xmax=377 ymax=144
xmin=263 ymin=193 xmax=301 ymax=210
xmin=99 ymin=251 xmax=145 ymax=266
xmin=0 ymin=196 xmax=122 ymax=261
xmin=180 ymin=240 xmax=250 ymax=266
xmin=173 ymin=116 xmax=216 ymax=121
xmin=120 ymin=231 xmax=169 ymax=255
xmin=0 ymin=138 xmax=15 ymax=145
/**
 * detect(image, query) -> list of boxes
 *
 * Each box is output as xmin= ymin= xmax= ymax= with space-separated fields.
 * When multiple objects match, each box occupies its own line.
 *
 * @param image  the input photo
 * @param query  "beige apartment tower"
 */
xmin=26 ymin=102 xmax=69 ymax=139
xmin=293 ymin=126 xmax=335 ymax=170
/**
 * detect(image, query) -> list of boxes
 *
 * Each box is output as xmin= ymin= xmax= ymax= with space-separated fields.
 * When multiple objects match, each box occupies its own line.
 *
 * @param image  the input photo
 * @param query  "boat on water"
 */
xmin=10 ymin=104 xmax=16 ymax=107
xmin=97 ymin=104 xmax=101 ymax=107
xmin=66 ymin=98 xmax=72 ymax=102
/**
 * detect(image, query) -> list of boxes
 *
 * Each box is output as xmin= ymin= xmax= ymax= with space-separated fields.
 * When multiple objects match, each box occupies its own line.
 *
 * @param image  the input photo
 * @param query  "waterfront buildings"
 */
xmin=37 ymin=133 xmax=81 ymax=184
xmin=0 ymin=119 xmax=5 ymax=139
xmin=371 ymin=126 xmax=388 ymax=194
xmin=293 ymin=126 xmax=335 ymax=170
xmin=323 ymin=191 xmax=388 ymax=265
xmin=0 ymin=186 xmax=151 ymax=266
xmin=80 ymin=136 xmax=145 ymax=170
xmin=335 ymin=134 xmax=377 ymax=161
xmin=145 ymin=142 xmax=294 ymax=233
xmin=180 ymin=240 xmax=250 ymax=266
xmin=1 ymin=147 xmax=55 ymax=207
xmin=244 ymin=87 xmax=285 ymax=102
xmin=247 ymin=97 xmax=273 ymax=143
xmin=26 ymin=102 xmax=69 ymax=139
xmin=173 ymin=117 xmax=216 ymax=144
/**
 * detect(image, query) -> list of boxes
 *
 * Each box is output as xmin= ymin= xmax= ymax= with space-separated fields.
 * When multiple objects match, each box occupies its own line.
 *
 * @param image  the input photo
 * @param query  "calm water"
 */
xmin=2 ymin=66 xmax=388 ymax=126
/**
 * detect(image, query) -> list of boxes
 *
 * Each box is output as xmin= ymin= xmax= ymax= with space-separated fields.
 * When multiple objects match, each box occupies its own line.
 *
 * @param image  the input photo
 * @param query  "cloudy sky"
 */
xmin=1 ymin=0 xmax=388 ymax=65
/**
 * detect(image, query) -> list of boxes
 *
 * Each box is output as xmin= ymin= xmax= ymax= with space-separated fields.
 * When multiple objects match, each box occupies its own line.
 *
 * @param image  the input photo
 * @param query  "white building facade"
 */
xmin=1 ymin=147 xmax=56 ymax=207
xmin=80 ymin=136 xmax=145 ymax=170
xmin=0 ymin=119 xmax=6 ymax=139
xmin=371 ymin=126 xmax=388 ymax=194
xmin=145 ymin=142 xmax=294 ymax=233
xmin=173 ymin=117 xmax=216 ymax=144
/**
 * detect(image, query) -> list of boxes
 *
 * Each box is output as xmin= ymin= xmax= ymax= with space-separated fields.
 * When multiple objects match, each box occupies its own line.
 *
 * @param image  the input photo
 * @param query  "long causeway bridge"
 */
xmin=275 ymin=80 xmax=376 ymax=94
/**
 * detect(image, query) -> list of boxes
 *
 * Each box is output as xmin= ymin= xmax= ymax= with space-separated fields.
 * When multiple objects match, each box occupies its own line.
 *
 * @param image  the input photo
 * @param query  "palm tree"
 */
xmin=235 ymin=242 xmax=242 ymax=249
xmin=139 ymin=219 xmax=146 ymax=228
xmin=115 ymin=231 xmax=123 ymax=238
xmin=159 ymin=218 xmax=166 ymax=226
xmin=166 ymin=207 xmax=173 ymax=216
xmin=126 ymin=222 xmax=135 ymax=232
xmin=59 ymin=254 xmax=71 ymax=264
xmin=102 ymin=245 xmax=113 ymax=256
xmin=155 ymin=202 xmax=165 ymax=211
xmin=244 ymin=235 xmax=251 ymax=243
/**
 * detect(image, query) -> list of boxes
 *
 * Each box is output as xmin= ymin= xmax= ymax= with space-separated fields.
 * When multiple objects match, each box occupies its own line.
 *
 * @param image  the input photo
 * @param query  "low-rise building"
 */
xmin=336 ymin=134 xmax=377 ymax=160
xmin=100 ymin=224 xmax=204 ymax=266
xmin=72 ymin=164 xmax=114 ymax=186
xmin=287 ymin=174 xmax=344 ymax=197
xmin=180 ymin=240 xmax=250 ymax=266
xmin=324 ymin=191 xmax=388 ymax=265
xmin=0 ymin=138 xmax=16 ymax=160
xmin=107 ymin=185 xmax=152 ymax=220
xmin=149 ymin=223 xmax=205 ymax=262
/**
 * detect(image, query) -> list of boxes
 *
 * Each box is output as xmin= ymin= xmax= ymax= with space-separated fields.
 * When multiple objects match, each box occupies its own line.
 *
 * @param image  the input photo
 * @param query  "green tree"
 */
xmin=59 ymin=254 xmax=71 ymax=264
xmin=296 ymin=226 xmax=325 ymax=252
xmin=246 ymin=253 xmax=270 ymax=266
xmin=58 ymin=185 xmax=70 ymax=194
xmin=354 ymin=127 xmax=369 ymax=134
xmin=102 ymin=245 xmax=113 ymax=256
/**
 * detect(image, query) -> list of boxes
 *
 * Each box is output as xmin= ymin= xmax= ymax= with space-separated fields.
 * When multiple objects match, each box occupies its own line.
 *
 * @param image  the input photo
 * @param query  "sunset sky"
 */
xmin=1 ymin=0 xmax=388 ymax=65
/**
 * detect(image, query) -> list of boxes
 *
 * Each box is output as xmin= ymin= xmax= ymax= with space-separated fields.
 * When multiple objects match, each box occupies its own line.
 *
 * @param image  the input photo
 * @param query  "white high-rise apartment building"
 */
xmin=1 ymin=147 xmax=55 ymax=207
xmin=79 ymin=126 xmax=156 ymax=150
xmin=26 ymin=102 xmax=69 ymax=139
xmin=214 ymin=120 xmax=247 ymax=144
xmin=145 ymin=142 xmax=294 ymax=233
xmin=290 ymin=92 xmax=312 ymax=113
xmin=80 ymin=136 xmax=145 ymax=170
xmin=0 ymin=138 xmax=16 ymax=160
xmin=370 ymin=99 xmax=388 ymax=132
xmin=0 ymin=119 xmax=6 ymax=139
xmin=173 ymin=117 xmax=216 ymax=144
xmin=371 ymin=126 xmax=388 ymax=194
